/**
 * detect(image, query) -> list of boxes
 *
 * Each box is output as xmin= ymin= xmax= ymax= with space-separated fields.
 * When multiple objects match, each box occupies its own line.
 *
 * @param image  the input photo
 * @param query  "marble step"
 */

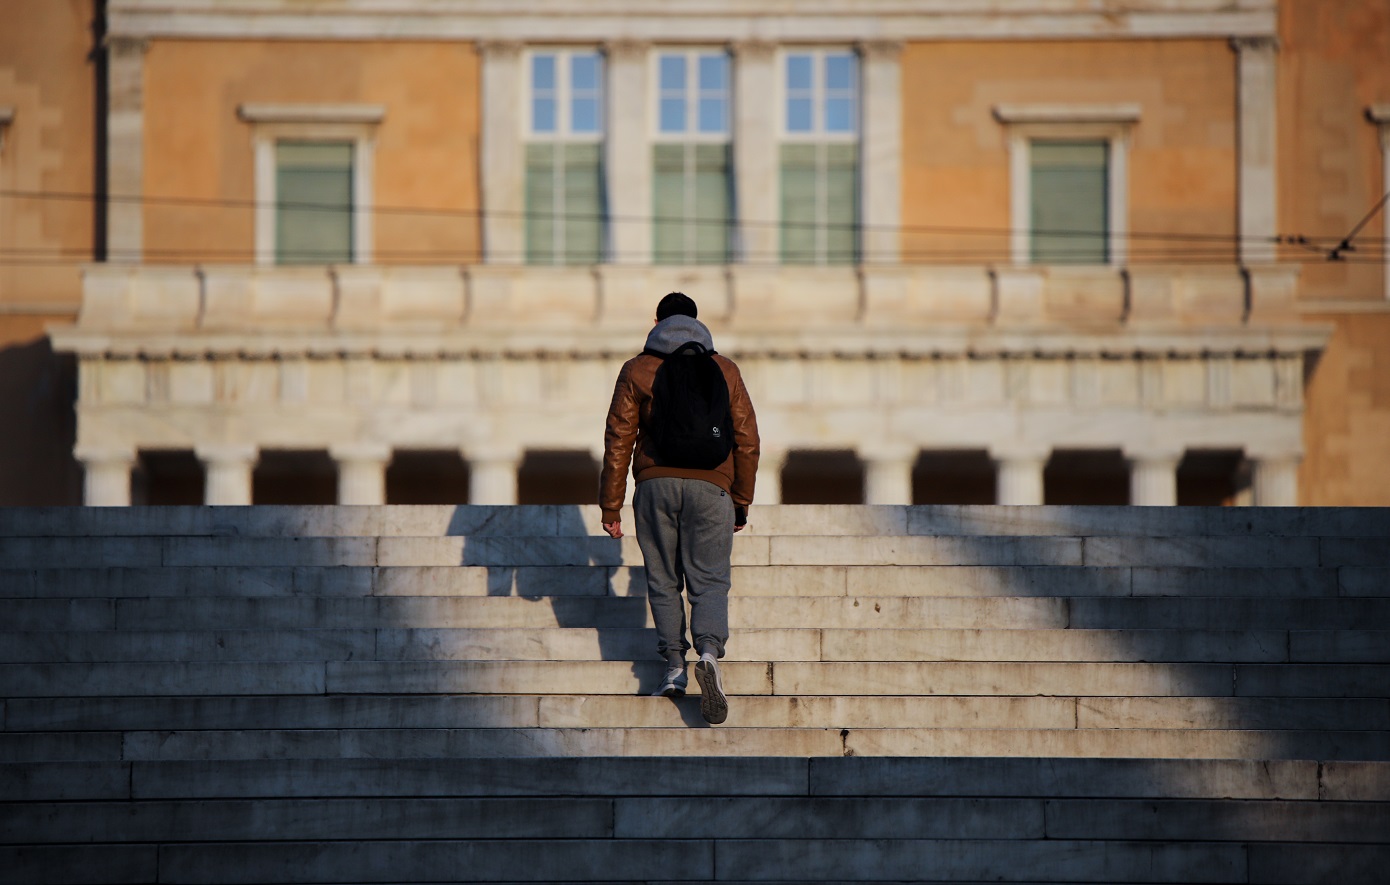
xmin=9 ymin=595 xmax=1387 ymax=632
xmin=4 ymin=726 xmax=1387 ymax=763
xmin=5 ymin=660 xmax=1385 ymax=699
xmin=5 ymin=627 xmax=1385 ymax=664
xmin=3 ymin=504 xmax=1388 ymax=539
xmin=9 ymin=695 xmax=1387 ymax=733
xmin=5 ymin=795 xmax=1388 ymax=846
xmin=4 ymin=534 xmax=1387 ymax=569
xmin=10 ymin=757 xmax=1382 ymax=802
xmin=8 ymin=565 xmax=1382 ymax=600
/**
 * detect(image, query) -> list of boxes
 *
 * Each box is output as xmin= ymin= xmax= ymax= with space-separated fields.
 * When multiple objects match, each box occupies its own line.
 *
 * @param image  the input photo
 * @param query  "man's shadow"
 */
xmin=450 ymin=503 xmax=706 ymax=726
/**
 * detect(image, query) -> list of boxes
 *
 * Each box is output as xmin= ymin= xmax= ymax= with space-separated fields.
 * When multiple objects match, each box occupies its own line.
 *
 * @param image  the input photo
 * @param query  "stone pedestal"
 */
xmin=862 ymin=448 xmax=914 ymax=505
xmin=333 ymin=444 xmax=391 ymax=506
xmin=1252 ymin=454 xmax=1300 ymax=507
xmin=755 ymin=449 xmax=787 ymax=506
xmin=469 ymin=450 xmax=521 ymax=505
xmin=993 ymin=446 xmax=1048 ymax=505
xmin=198 ymin=445 xmax=258 ymax=506
xmin=77 ymin=447 xmax=135 ymax=507
xmin=1127 ymin=451 xmax=1181 ymax=506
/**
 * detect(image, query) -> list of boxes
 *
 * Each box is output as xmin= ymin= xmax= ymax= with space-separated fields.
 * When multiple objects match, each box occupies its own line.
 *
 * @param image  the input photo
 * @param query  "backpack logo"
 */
xmin=642 ymin=341 xmax=735 ymax=470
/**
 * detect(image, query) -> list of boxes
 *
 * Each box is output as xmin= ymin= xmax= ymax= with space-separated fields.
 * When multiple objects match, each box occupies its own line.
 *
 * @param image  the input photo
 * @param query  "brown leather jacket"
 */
xmin=600 ymin=350 xmax=760 ymax=524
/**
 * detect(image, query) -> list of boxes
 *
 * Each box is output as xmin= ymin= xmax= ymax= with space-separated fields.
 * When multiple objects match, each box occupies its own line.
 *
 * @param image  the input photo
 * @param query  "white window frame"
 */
xmin=994 ymin=104 xmax=1140 ymax=268
xmin=651 ymin=49 xmax=733 ymax=264
xmin=1370 ymin=104 xmax=1390 ymax=300
xmin=524 ymin=48 xmax=605 ymax=142
xmin=238 ymin=104 xmax=383 ymax=266
xmin=778 ymin=48 xmax=860 ymax=142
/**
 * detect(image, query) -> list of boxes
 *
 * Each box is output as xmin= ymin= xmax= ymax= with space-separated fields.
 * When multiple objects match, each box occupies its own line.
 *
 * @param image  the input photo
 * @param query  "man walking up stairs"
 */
xmin=1 ymin=503 xmax=1388 ymax=883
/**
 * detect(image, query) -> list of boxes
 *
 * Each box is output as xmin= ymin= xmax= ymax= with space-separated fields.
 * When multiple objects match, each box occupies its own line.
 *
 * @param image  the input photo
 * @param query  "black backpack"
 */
xmin=642 ymin=341 xmax=735 ymax=470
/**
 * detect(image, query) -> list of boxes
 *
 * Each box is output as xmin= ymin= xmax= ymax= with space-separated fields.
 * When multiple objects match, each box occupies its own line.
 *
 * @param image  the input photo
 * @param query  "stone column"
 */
xmin=755 ymin=448 xmax=787 ymax=505
xmin=1126 ymin=449 xmax=1181 ymax=506
xmin=332 ymin=444 xmax=391 ymax=506
xmin=1371 ymin=105 xmax=1390 ymax=300
xmin=468 ymin=448 xmax=521 ymax=505
xmin=197 ymin=444 xmax=258 ymax=506
xmin=1251 ymin=453 xmax=1300 ymax=506
xmin=859 ymin=40 xmax=903 ymax=265
xmin=605 ymin=40 xmax=651 ymax=263
xmin=733 ymin=40 xmax=778 ymax=263
xmin=992 ymin=445 xmax=1048 ymax=505
xmin=77 ymin=446 xmax=136 ymax=507
xmin=862 ymin=445 xmax=915 ymax=505
xmin=107 ymin=36 xmax=149 ymax=263
xmin=479 ymin=40 xmax=525 ymax=263
xmin=1232 ymin=37 xmax=1278 ymax=265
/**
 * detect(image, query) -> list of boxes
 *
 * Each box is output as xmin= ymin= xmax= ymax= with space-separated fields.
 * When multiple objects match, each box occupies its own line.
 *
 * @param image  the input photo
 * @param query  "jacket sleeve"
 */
xmin=600 ymin=359 xmax=640 ymax=522
xmin=724 ymin=359 xmax=760 ymax=514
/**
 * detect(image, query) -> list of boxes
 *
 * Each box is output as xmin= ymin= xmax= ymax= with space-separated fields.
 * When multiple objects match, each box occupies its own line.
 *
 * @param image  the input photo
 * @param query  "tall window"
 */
xmin=526 ymin=50 xmax=606 ymax=265
xmin=275 ymin=141 xmax=354 ymax=265
xmin=781 ymin=50 xmax=859 ymax=265
xmin=653 ymin=50 xmax=731 ymax=264
xmin=1030 ymin=140 xmax=1109 ymax=264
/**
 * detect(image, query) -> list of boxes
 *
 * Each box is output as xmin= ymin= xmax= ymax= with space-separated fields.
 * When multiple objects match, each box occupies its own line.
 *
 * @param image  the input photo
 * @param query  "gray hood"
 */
xmin=644 ymin=314 xmax=715 ymax=355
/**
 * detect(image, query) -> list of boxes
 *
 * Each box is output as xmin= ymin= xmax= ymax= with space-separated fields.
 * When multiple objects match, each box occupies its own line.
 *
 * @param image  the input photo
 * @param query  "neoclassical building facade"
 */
xmin=17 ymin=0 xmax=1389 ymax=507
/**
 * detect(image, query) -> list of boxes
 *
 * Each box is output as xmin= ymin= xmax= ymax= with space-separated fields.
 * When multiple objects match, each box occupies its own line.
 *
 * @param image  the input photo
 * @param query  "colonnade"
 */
xmin=77 ymin=443 xmax=1303 ymax=507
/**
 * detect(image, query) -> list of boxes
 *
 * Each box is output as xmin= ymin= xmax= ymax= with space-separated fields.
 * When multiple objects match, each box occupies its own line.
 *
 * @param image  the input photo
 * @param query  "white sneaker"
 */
xmin=694 ymin=652 xmax=728 ymax=724
xmin=652 ymin=666 xmax=688 ymax=697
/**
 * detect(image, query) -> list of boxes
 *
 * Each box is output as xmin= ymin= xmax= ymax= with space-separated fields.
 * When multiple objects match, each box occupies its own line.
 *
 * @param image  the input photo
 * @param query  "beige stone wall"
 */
xmin=142 ymin=40 xmax=482 ymax=265
xmin=0 ymin=0 xmax=93 ymax=309
xmin=900 ymin=40 xmax=1238 ymax=266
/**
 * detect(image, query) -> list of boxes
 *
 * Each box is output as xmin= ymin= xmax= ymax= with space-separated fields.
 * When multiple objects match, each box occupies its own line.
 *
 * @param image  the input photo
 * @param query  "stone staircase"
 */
xmin=1 ymin=504 xmax=1387 ymax=884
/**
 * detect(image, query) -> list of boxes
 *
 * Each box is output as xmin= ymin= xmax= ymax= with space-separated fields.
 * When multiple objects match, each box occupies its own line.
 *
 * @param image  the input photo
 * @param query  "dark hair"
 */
xmin=656 ymin=292 xmax=698 ymax=321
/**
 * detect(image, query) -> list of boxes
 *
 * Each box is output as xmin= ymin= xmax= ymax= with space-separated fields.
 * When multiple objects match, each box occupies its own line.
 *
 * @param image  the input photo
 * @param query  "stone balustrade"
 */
xmin=69 ymin=263 xmax=1304 ymax=343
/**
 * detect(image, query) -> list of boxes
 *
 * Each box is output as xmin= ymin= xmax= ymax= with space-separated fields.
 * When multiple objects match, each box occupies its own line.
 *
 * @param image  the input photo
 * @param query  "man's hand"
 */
xmin=602 ymin=521 xmax=623 ymax=539
xmin=733 ymin=523 xmax=745 ymax=533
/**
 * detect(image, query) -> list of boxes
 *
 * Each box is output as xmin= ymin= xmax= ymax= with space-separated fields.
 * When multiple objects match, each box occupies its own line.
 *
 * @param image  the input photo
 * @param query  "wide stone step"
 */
xmin=9 ymin=695 xmax=1387 ymax=733
xmin=7 ymin=660 xmax=1384 ymax=699
xmin=9 ymin=627 xmax=1381 ymax=664
xmin=11 ymin=595 xmax=1387 ymax=632
xmin=11 ymin=564 xmax=1383 ymax=600
xmin=6 ymin=795 xmax=1388 ymax=845
xmin=13 ymin=757 xmax=1383 ymax=801
xmin=4 ymin=725 xmax=1385 ymax=762
xmin=5 ymin=534 xmax=1386 ymax=569
xmin=4 ymin=504 xmax=1387 ymax=539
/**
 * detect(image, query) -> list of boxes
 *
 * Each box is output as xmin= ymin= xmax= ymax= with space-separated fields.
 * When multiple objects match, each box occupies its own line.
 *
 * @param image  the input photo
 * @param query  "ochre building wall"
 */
xmin=0 ymin=0 xmax=91 ymax=504
xmin=1282 ymin=0 xmax=1390 ymax=503
xmin=900 ymin=39 xmax=1238 ymax=266
xmin=142 ymin=40 xmax=482 ymax=265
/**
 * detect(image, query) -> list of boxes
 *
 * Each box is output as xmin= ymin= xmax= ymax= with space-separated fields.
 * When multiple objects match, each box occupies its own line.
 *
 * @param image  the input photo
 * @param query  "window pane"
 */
xmin=780 ymin=144 xmax=818 ymax=264
xmin=698 ymin=54 xmax=727 ymax=91
xmin=660 ymin=97 xmax=687 ymax=134
xmin=653 ymin=144 xmax=689 ymax=265
xmin=825 ymin=97 xmax=854 ymax=133
xmin=825 ymin=53 xmax=855 ymax=90
xmin=571 ymin=53 xmax=600 ymax=90
xmin=572 ymin=97 xmax=600 ymax=133
xmin=563 ymin=143 xmax=604 ymax=263
xmin=525 ymin=144 xmax=558 ymax=264
xmin=532 ymin=97 xmax=556 ymax=133
xmin=693 ymin=144 xmax=731 ymax=263
xmin=698 ymin=97 xmax=726 ymax=134
xmin=532 ymin=54 xmax=556 ymax=90
xmin=824 ymin=144 xmax=859 ymax=264
xmin=1031 ymin=140 xmax=1108 ymax=264
xmin=659 ymin=54 xmax=686 ymax=91
xmin=787 ymin=97 xmax=814 ymax=133
xmin=786 ymin=54 xmax=813 ymax=90
xmin=276 ymin=142 xmax=353 ymax=265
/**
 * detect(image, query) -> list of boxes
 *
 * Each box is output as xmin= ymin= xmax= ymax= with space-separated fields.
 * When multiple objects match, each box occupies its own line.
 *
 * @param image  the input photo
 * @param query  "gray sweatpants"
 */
xmin=633 ymin=476 xmax=735 ymax=666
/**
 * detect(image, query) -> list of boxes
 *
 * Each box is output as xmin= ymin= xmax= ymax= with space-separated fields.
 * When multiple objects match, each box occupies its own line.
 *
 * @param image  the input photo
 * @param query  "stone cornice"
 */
xmin=108 ymin=0 xmax=1277 ymax=42
xmin=237 ymin=103 xmax=386 ymax=124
